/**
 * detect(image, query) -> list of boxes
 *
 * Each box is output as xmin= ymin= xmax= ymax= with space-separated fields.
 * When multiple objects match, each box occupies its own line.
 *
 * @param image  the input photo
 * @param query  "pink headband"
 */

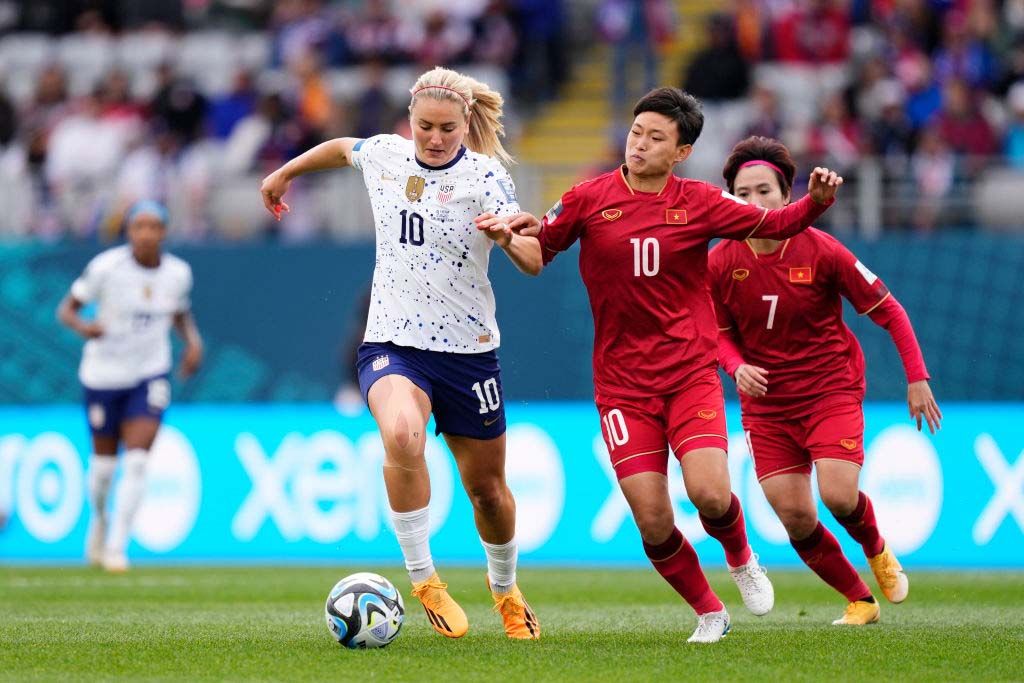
xmin=412 ymin=85 xmax=472 ymax=109
xmin=739 ymin=159 xmax=786 ymax=178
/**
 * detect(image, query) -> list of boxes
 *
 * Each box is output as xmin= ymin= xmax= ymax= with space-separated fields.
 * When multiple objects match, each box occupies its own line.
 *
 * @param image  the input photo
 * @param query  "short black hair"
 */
xmin=722 ymin=136 xmax=797 ymax=195
xmin=633 ymin=87 xmax=704 ymax=146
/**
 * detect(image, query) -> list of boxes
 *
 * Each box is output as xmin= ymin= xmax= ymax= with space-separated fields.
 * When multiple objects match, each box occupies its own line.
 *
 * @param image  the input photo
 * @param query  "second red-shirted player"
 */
xmin=476 ymin=88 xmax=844 ymax=643
xmin=708 ymin=136 xmax=942 ymax=626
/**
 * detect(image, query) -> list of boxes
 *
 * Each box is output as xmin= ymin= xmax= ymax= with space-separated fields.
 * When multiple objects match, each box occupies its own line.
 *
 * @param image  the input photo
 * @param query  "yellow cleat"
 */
xmin=832 ymin=599 xmax=880 ymax=625
xmin=411 ymin=573 xmax=469 ymax=638
xmin=489 ymin=580 xmax=540 ymax=640
xmin=868 ymin=544 xmax=909 ymax=604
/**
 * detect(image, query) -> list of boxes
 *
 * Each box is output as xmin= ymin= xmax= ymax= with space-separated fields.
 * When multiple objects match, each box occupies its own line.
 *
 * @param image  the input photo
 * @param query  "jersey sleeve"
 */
xmin=348 ymin=134 xmax=385 ymax=171
xmin=717 ymin=327 xmax=747 ymax=377
xmin=707 ymin=252 xmax=745 ymax=375
xmin=703 ymin=183 xmax=833 ymax=241
xmin=70 ymin=253 xmax=109 ymax=303
xmin=706 ymin=248 xmax=735 ymax=330
xmin=479 ymin=160 xmax=521 ymax=217
xmin=537 ymin=184 xmax=587 ymax=265
xmin=829 ymin=239 xmax=890 ymax=315
xmin=867 ymin=295 xmax=930 ymax=383
xmin=177 ymin=262 xmax=193 ymax=313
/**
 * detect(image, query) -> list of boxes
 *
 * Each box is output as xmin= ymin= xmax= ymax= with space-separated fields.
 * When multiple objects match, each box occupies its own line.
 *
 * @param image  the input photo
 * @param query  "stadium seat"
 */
xmin=207 ymin=174 xmax=271 ymax=240
xmin=753 ymin=63 xmax=851 ymax=126
xmin=973 ymin=167 xmax=1024 ymax=232
xmin=237 ymin=33 xmax=271 ymax=71
xmin=56 ymin=34 xmax=115 ymax=93
xmin=255 ymin=68 xmax=292 ymax=95
xmin=327 ymin=67 xmax=368 ymax=102
xmin=384 ymin=66 xmax=419 ymax=102
xmin=128 ymin=68 xmax=160 ymax=101
xmin=3 ymin=69 xmax=41 ymax=107
xmin=0 ymin=33 xmax=52 ymax=77
xmin=0 ymin=152 xmax=35 ymax=237
xmin=116 ymin=32 xmax=175 ymax=76
xmin=177 ymin=32 xmax=238 ymax=81
xmin=317 ymin=172 xmax=375 ymax=241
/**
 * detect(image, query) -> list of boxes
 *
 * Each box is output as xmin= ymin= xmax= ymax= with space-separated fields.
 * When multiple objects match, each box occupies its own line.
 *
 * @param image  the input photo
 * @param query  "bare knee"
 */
xmin=776 ymin=505 xmax=819 ymax=540
xmin=688 ymin=484 xmax=732 ymax=519
xmin=633 ymin=504 xmax=676 ymax=545
xmin=465 ymin=480 xmax=508 ymax=516
xmin=380 ymin=410 xmax=426 ymax=463
xmin=821 ymin=488 xmax=858 ymax=518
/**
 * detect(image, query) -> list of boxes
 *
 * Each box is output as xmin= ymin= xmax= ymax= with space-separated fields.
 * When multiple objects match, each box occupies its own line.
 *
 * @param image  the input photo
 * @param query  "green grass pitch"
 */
xmin=2 ymin=566 xmax=1022 ymax=681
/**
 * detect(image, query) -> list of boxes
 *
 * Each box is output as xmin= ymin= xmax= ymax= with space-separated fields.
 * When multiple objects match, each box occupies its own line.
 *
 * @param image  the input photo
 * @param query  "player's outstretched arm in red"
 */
xmin=867 ymin=296 xmax=942 ymax=433
xmin=711 ymin=167 xmax=844 ymax=243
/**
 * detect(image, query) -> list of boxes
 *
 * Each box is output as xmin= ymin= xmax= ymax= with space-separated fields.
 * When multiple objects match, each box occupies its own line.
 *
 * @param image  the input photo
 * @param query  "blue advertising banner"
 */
xmin=1 ymin=403 xmax=1022 ymax=567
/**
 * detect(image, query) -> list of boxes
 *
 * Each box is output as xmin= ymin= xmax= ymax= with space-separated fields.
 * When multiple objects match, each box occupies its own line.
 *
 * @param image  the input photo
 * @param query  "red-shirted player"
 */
xmin=475 ymin=88 xmax=844 ymax=643
xmin=708 ymin=136 xmax=942 ymax=626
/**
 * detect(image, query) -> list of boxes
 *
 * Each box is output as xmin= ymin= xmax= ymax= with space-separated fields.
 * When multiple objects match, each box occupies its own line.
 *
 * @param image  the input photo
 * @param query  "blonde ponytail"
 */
xmin=409 ymin=67 xmax=514 ymax=166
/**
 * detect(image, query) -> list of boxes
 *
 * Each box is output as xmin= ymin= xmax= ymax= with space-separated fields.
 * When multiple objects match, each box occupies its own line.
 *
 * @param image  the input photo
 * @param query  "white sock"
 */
xmin=88 ymin=454 xmax=118 ymax=519
xmin=86 ymin=455 xmax=118 ymax=557
xmin=482 ymin=537 xmax=518 ymax=593
xmin=106 ymin=449 xmax=148 ymax=556
xmin=391 ymin=506 xmax=435 ymax=583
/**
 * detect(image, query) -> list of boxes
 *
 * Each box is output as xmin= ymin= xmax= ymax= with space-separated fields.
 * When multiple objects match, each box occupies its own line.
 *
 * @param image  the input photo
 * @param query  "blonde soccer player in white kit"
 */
xmin=57 ymin=200 xmax=204 ymax=572
xmin=260 ymin=67 xmax=543 ymax=640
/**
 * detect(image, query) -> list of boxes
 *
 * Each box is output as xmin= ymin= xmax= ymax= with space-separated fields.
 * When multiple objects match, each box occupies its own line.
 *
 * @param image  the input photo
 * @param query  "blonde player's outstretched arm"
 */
xmin=475 ymin=212 xmax=543 ymax=275
xmin=259 ymin=137 xmax=362 ymax=220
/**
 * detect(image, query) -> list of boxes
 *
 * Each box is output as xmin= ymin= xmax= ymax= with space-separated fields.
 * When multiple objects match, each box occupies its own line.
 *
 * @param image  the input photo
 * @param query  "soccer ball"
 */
xmin=324 ymin=572 xmax=405 ymax=649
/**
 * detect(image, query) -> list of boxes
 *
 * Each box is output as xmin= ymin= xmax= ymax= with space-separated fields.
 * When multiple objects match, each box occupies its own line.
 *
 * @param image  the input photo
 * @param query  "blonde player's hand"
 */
xmin=908 ymin=380 xmax=942 ymax=433
xmin=179 ymin=343 xmax=203 ymax=380
xmin=734 ymin=364 xmax=769 ymax=398
xmin=259 ymin=171 xmax=292 ymax=221
xmin=807 ymin=167 xmax=843 ymax=205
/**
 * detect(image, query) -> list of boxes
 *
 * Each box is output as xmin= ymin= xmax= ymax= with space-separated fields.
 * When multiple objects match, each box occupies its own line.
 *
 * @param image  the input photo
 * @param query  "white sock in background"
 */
xmin=482 ymin=537 xmax=518 ymax=593
xmin=85 ymin=454 xmax=118 ymax=562
xmin=391 ymin=507 xmax=435 ymax=583
xmin=105 ymin=449 xmax=148 ymax=557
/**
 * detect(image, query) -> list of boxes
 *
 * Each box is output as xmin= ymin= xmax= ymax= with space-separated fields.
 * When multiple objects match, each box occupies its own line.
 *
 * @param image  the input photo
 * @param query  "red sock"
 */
xmin=644 ymin=527 xmax=724 ymax=615
xmin=790 ymin=522 xmax=872 ymax=602
xmin=699 ymin=494 xmax=752 ymax=567
xmin=833 ymin=491 xmax=885 ymax=558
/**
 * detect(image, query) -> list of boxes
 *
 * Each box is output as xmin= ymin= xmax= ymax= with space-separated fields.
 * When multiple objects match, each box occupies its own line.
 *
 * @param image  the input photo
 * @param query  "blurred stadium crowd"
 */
xmin=0 ymin=0 xmax=569 ymax=240
xmin=681 ymin=0 xmax=1024 ymax=233
xmin=0 ymin=0 xmax=1021 ymax=240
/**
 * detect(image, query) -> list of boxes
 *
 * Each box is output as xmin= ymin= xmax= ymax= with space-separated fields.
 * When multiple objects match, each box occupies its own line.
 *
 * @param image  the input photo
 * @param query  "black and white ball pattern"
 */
xmin=325 ymin=572 xmax=405 ymax=649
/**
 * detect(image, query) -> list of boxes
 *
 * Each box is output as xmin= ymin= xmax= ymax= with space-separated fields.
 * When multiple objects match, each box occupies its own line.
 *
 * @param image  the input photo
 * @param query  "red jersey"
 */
xmin=708 ymin=228 xmax=890 ymax=418
xmin=538 ymin=167 xmax=833 ymax=399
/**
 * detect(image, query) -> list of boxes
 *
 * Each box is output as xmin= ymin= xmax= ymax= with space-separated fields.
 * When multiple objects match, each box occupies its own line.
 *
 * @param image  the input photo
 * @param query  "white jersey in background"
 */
xmin=71 ymin=245 xmax=192 ymax=389
xmin=350 ymin=134 xmax=521 ymax=353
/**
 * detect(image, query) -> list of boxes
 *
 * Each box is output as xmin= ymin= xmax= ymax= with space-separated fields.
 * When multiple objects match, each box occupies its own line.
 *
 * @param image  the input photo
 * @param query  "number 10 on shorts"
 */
xmin=472 ymin=378 xmax=501 ymax=414
xmin=602 ymin=409 xmax=630 ymax=451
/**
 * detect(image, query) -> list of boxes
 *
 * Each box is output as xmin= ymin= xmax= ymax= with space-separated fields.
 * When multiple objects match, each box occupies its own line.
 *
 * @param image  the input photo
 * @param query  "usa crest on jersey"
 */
xmin=437 ymin=183 xmax=455 ymax=204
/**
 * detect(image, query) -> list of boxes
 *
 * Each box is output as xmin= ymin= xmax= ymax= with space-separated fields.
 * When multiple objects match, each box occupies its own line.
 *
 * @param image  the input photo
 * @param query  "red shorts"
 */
xmin=595 ymin=370 xmax=728 ymax=479
xmin=743 ymin=401 xmax=865 ymax=481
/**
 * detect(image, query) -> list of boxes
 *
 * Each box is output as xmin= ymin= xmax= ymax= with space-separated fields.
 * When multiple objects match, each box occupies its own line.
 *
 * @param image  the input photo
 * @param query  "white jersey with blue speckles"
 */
xmin=350 ymin=134 xmax=521 ymax=353
xmin=70 ymin=245 xmax=192 ymax=389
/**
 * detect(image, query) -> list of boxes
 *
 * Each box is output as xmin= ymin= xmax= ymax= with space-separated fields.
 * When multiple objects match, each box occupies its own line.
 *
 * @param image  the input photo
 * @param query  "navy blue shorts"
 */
xmin=357 ymin=341 xmax=506 ymax=440
xmin=82 ymin=374 xmax=171 ymax=437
